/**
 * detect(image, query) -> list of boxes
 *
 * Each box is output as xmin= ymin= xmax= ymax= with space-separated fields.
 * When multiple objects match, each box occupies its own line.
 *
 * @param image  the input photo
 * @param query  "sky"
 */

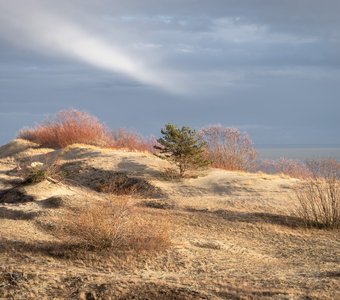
xmin=0 ymin=0 xmax=339 ymax=146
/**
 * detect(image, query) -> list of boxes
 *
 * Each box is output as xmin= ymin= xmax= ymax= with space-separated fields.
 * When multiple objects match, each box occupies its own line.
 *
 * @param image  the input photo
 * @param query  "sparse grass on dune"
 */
xmin=56 ymin=198 xmax=170 ymax=253
xmin=20 ymin=158 xmax=63 ymax=185
xmin=0 ymin=140 xmax=339 ymax=299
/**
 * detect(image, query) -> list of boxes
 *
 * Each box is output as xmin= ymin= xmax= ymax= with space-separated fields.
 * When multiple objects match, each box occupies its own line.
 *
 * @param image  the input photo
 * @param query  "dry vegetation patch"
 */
xmin=294 ymin=159 xmax=340 ymax=228
xmin=201 ymin=125 xmax=257 ymax=171
xmin=95 ymin=172 xmax=161 ymax=197
xmin=111 ymin=128 xmax=155 ymax=152
xmin=18 ymin=110 xmax=113 ymax=148
xmin=21 ymin=160 xmax=63 ymax=185
xmin=58 ymin=198 xmax=170 ymax=253
xmin=258 ymin=157 xmax=311 ymax=179
xmin=61 ymin=161 xmax=163 ymax=198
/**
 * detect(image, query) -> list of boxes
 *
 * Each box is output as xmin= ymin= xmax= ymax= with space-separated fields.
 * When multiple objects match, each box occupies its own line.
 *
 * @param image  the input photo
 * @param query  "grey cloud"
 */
xmin=0 ymin=0 xmax=339 ymax=146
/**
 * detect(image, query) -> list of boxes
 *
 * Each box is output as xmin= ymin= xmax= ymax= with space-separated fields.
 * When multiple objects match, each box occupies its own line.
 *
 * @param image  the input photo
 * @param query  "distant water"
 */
xmin=255 ymin=145 xmax=340 ymax=161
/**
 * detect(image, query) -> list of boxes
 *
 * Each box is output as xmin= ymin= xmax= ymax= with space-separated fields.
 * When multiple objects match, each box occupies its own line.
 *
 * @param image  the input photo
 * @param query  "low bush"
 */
xmin=305 ymin=159 xmax=340 ymax=179
xmin=258 ymin=157 xmax=311 ymax=179
xmin=61 ymin=199 xmax=170 ymax=252
xmin=111 ymin=128 xmax=155 ymax=152
xmin=294 ymin=159 xmax=340 ymax=228
xmin=201 ymin=125 xmax=257 ymax=171
xmin=18 ymin=109 xmax=113 ymax=148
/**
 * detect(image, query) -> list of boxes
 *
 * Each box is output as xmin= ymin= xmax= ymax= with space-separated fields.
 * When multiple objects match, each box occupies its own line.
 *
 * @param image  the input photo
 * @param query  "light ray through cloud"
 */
xmin=0 ymin=1 xmax=180 ymax=92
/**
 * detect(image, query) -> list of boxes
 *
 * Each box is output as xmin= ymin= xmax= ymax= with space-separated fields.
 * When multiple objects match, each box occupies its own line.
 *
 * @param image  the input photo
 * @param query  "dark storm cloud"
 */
xmin=0 ymin=0 xmax=339 ymax=145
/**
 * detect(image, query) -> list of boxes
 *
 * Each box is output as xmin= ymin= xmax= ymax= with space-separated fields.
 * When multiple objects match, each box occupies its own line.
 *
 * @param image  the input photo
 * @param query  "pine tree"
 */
xmin=154 ymin=123 xmax=211 ymax=177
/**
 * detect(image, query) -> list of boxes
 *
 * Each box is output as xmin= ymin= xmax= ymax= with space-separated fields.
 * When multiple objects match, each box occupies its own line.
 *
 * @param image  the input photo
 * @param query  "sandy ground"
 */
xmin=0 ymin=140 xmax=339 ymax=299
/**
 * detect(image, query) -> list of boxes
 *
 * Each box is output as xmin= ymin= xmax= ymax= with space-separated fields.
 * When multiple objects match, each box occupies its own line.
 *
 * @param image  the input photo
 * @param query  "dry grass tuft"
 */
xmin=18 ymin=109 xmax=113 ymax=149
xmin=294 ymin=159 xmax=340 ymax=228
xmin=60 ymin=198 xmax=170 ymax=252
xmin=161 ymin=167 xmax=182 ymax=181
xmin=20 ymin=157 xmax=63 ymax=185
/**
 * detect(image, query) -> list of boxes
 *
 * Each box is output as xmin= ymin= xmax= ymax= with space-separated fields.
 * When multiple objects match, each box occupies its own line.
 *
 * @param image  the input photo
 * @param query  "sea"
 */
xmin=255 ymin=145 xmax=340 ymax=161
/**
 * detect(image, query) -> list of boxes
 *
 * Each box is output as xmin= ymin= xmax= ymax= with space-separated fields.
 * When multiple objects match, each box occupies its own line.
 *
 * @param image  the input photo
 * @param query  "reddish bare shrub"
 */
xmin=201 ymin=125 xmax=257 ymax=171
xmin=294 ymin=159 xmax=340 ymax=228
xmin=18 ymin=109 xmax=113 ymax=148
xmin=111 ymin=128 xmax=155 ymax=152
xmin=258 ymin=158 xmax=311 ymax=179
xmin=61 ymin=198 xmax=170 ymax=252
xmin=305 ymin=159 xmax=340 ymax=179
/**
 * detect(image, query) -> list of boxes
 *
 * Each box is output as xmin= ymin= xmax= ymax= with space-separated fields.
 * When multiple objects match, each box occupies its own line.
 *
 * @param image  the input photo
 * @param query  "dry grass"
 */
xmin=20 ymin=156 xmax=63 ymax=184
xmin=201 ymin=125 xmax=257 ymax=171
xmin=294 ymin=159 xmax=340 ymax=228
xmin=60 ymin=198 xmax=170 ymax=252
xmin=160 ymin=167 xmax=182 ymax=181
xmin=18 ymin=109 xmax=113 ymax=149
xmin=295 ymin=177 xmax=340 ymax=228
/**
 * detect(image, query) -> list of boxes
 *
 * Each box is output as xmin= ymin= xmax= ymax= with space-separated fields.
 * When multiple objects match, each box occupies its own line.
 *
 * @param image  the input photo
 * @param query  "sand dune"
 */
xmin=0 ymin=140 xmax=338 ymax=299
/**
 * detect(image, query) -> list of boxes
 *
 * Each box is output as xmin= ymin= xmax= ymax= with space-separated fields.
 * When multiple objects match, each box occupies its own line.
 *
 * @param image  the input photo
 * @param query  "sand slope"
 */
xmin=0 ymin=140 xmax=339 ymax=299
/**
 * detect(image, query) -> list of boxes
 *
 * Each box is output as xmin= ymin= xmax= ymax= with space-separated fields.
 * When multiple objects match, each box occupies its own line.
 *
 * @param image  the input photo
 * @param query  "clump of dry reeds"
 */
xmin=294 ymin=159 xmax=340 ymax=228
xmin=61 ymin=198 xmax=170 ymax=252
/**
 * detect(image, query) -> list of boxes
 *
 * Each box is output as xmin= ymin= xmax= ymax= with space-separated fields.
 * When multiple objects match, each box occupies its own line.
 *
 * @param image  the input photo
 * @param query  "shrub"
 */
xmin=61 ymin=199 xmax=170 ymax=252
xmin=201 ymin=125 xmax=257 ymax=171
xmin=111 ymin=128 xmax=154 ymax=152
xmin=294 ymin=159 xmax=340 ymax=228
xmin=18 ymin=109 xmax=113 ymax=148
xmin=258 ymin=157 xmax=311 ymax=179
xmin=154 ymin=123 xmax=211 ymax=177
xmin=305 ymin=159 xmax=340 ymax=179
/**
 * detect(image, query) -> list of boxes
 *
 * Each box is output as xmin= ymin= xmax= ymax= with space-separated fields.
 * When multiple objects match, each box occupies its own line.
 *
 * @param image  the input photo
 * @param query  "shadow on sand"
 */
xmin=0 ymin=238 xmax=80 ymax=258
xmin=61 ymin=161 xmax=165 ymax=198
xmin=0 ymin=207 xmax=39 ymax=220
xmin=185 ymin=207 xmax=309 ymax=228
